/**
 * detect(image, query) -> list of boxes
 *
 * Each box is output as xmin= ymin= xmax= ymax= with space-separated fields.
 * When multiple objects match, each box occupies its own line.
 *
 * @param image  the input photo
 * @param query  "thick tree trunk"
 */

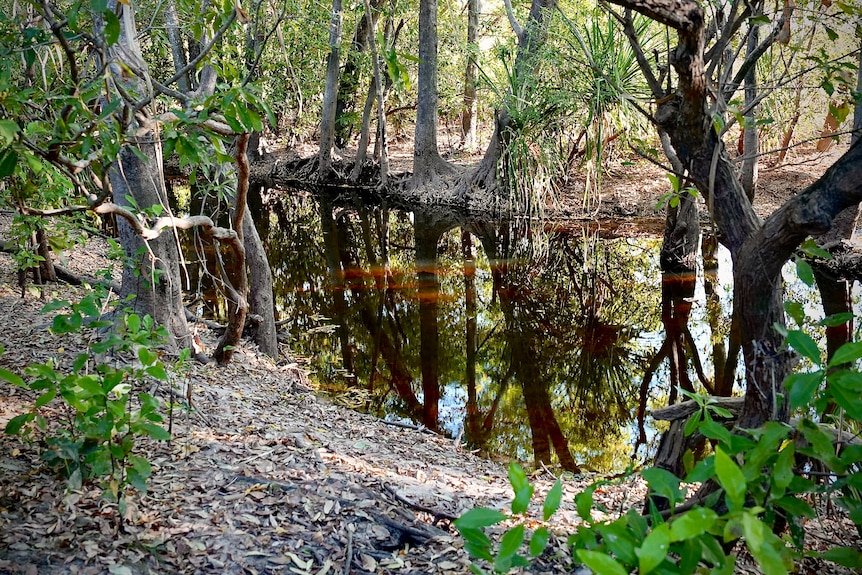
xmin=412 ymin=0 xmax=452 ymax=186
xmin=111 ymin=143 xmax=192 ymax=352
xmin=608 ymin=0 xmax=862 ymax=434
xmin=242 ymin=210 xmax=278 ymax=357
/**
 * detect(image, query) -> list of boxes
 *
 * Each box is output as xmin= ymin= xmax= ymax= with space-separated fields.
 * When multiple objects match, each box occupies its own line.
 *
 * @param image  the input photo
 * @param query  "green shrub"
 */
xmin=1 ymin=288 xmax=189 ymax=528
xmin=455 ymin=315 xmax=862 ymax=574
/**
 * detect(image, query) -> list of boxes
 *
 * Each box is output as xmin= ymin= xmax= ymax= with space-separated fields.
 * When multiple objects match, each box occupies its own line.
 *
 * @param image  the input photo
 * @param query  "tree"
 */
xmin=603 ymin=0 xmax=862 ymax=432
xmin=412 ymin=0 xmax=453 ymax=186
xmin=460 ymin=0 xmax=480 ymax=148
xmin=0 ymin=1 xmax=270 ymax=360
xmin=319 ymin=0 xmax=344 ymax=177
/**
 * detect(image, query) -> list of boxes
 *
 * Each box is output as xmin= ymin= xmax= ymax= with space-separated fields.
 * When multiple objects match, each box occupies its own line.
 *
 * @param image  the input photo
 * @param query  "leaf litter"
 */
xmin=1 ymin=193 xmax=861 ymax=575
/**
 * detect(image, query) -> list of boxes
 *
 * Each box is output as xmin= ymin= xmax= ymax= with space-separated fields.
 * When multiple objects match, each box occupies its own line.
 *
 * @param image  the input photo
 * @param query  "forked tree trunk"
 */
xmin=607 ymin=0 xmax=862 ymax=433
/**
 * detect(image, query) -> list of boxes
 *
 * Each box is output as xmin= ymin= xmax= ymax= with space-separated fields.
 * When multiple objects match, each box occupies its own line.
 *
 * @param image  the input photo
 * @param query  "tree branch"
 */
xmin=502 ymin=0 xmax=525 ymax=39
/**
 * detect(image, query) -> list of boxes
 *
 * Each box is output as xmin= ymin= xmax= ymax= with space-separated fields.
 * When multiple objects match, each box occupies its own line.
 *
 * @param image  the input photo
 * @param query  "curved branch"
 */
xmin=502 ymin=0 xmax=525 ymax=39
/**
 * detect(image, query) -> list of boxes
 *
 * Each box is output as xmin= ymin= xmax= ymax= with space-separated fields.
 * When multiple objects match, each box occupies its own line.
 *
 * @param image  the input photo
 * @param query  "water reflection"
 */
xmin=257 ymin=193 xmax=696 ymax=473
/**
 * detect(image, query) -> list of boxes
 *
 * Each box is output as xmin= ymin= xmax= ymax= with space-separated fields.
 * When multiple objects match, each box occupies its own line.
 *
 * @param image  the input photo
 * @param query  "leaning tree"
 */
xmin=602 ymin=0 xmax=862 ymax=430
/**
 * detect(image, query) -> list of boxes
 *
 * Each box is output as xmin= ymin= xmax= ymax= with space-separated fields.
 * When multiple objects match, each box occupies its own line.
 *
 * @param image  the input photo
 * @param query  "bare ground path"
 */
xmin=1 ymin=144 xmax=860 ymax=574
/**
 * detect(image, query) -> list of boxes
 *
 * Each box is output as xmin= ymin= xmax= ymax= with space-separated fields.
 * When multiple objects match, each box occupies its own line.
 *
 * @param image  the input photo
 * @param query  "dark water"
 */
xmin=178 ymin=184 xmax=858 ymax=473
xmin=226 ymin=193 xmax=755 ymax=474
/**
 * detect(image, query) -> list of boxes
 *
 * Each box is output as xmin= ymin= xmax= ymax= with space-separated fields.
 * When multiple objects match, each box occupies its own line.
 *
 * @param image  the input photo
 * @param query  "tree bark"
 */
xmin=740 ymin=14 xmax=759 ymax=201
xmin=109 ymin=2 xmax=192 ymax=352
xmin=165 ymin=0 xmax=191 ymax=94
xmin=214 ymin=134 xmax=251 ymax=363
xmin=606 ymin=0 xmax=862 ymax=434
xmin=460 ymin=0 xmax=480 ymax=148
xmin=412 ymin=0 xmax=451 ymax=186
xmin=319 ymin=0 xmax=344 ymax=178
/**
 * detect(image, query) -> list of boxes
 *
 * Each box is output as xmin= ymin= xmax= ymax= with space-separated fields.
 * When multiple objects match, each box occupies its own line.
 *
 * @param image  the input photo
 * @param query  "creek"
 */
xmin=188 ymin=192 xmax=837 ymax=474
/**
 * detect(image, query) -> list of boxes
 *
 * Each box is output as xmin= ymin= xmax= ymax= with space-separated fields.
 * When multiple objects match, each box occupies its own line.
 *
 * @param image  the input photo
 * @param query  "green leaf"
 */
xmin=819 ymin=312 xmax=854 ymax=328
xmin=773 ymin=444 xmax=795 ymax=491
xmin=459 ymin=527 xmax=493 ymax=561
xmin=145 ymin=364 xmax=168 ymax=380
xmin=784 ymin=301 xmax=805 ymax=326
xmin=0 ymin=119 xmax=19 ymax=145
xmin=5 ymin=413 xmax=33 ymax=435
xmin=799 ymin=238 xmax=832 ymax=260
xmin=795 ymin=258 xmax=815 ymax=286
xmin=683 ymin=410 xmax=701 ymax=436
xmin=508 ymin=462 xmax=529 ymax=493
xmin=454 ymin=507 xmax=507 ymax=530
xmin=636 ymin=523 xmax=670 ymax=574
xmin=138 ymin=422 xmax=171 ymax=441
xmin=543 ymin=480 xmax=562 ymax=521
xmin=498 ymin=524 xmax=525 ymax=560
xmin=714 ymin=447 xmax=746 ymax=509
xmin=529 ymin=527 xmax=549 ymax=557
xmin=786 ymin=330 xmax=821 ymax=366
xmin=785 ymin=370 xmax=824 ymax=409
xmin=742 ymin=512 xmax=787 ymax=575
xmin=642 ymin=467 xmax=684 ymax=507
xmin=103 ymin=10 xmax=120 ymax=46
xmin=699 ymin=420 xmax=731 ymax=445
xmin=670 ymin=507 xmax=718 ymax=542
xmin=821 ymin=548 xmax=862 ymax=569
xmin=34 ymin=388 xmax=57 ymax=408
xmin=828 ymin=342 xmax=862 ymax=368
xmin=575 ymin=486 xmax=596 ymax=522
xmin=577 ymin=550 xmax=628 ymax=575
xmin=773 ymin=496 xmax=815 ymax=519
xmin=0 ymin=149 xmax=18 ymax=178
xmin=512 ymin=486 xmax=533 ymax=515
xmin=0 ymin=368 xmax=25 ymax=387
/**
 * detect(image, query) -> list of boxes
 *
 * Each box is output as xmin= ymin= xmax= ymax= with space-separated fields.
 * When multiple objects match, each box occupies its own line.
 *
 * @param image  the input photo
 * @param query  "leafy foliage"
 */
xmin=2 ymin=288 xmax=189 ymax=526
xmin=456 ymin=314 xmax=862 ymax=573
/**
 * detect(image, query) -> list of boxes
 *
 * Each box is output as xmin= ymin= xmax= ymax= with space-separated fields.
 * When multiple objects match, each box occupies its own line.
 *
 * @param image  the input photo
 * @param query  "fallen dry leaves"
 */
xmin=2 ymin=192 xmax=861 ymax=575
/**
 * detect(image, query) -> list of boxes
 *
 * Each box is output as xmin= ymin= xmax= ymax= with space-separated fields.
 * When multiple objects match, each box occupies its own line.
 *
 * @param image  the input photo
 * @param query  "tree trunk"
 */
xmin=165 ymin=0 xmax=190 ymax=94
xmin=414 ymin=210 xmax=442 ymax=430
xmin=607 ymin=0 xmax=862 ymax=434
xmin=319 ymin=0 xmax=344 ymax=178
xmin=214 ymin=134 xmax=251 ymax=363
xmin=242 ymin=210 xmax=278 ymax=358
xmin=334 ymin=0 xmax=385 ymax=146
xmin=740 ymin=15 xmax=759 ymax=201
xmin=111 ymin=143 xmax=192 ymax=352
xmin=460 ymin=0 xmax=480 ymax=148
xmin=109 ymin=2 xmax=191 ymax=352
xmin=412 ymin=0 xmax=451 ymax=186
xmin=854 ymin=36 xmax=862 ymax=147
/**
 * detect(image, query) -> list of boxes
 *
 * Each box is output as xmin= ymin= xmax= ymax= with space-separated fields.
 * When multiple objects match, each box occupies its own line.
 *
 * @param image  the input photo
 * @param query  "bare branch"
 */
xmin=604 ymin=0 xmax=703 ymax=32
xmin=502 ymin=0 xmax=525 ymax=39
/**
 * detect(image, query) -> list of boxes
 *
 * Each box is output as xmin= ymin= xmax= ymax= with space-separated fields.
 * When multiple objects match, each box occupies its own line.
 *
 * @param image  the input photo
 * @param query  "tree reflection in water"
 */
xmin=259 ymin=195 xmax=670 ymax=473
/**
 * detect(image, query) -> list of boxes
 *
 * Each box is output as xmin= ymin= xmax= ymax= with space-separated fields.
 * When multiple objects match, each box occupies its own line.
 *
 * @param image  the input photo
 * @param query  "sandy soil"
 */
xmin=0 ymin=143 xmax=859 ymax=574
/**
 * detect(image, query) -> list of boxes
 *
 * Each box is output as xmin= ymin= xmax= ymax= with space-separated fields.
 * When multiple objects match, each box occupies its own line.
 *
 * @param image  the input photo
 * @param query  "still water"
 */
xmin=192 ymin=192 xmax=838 ymax=474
